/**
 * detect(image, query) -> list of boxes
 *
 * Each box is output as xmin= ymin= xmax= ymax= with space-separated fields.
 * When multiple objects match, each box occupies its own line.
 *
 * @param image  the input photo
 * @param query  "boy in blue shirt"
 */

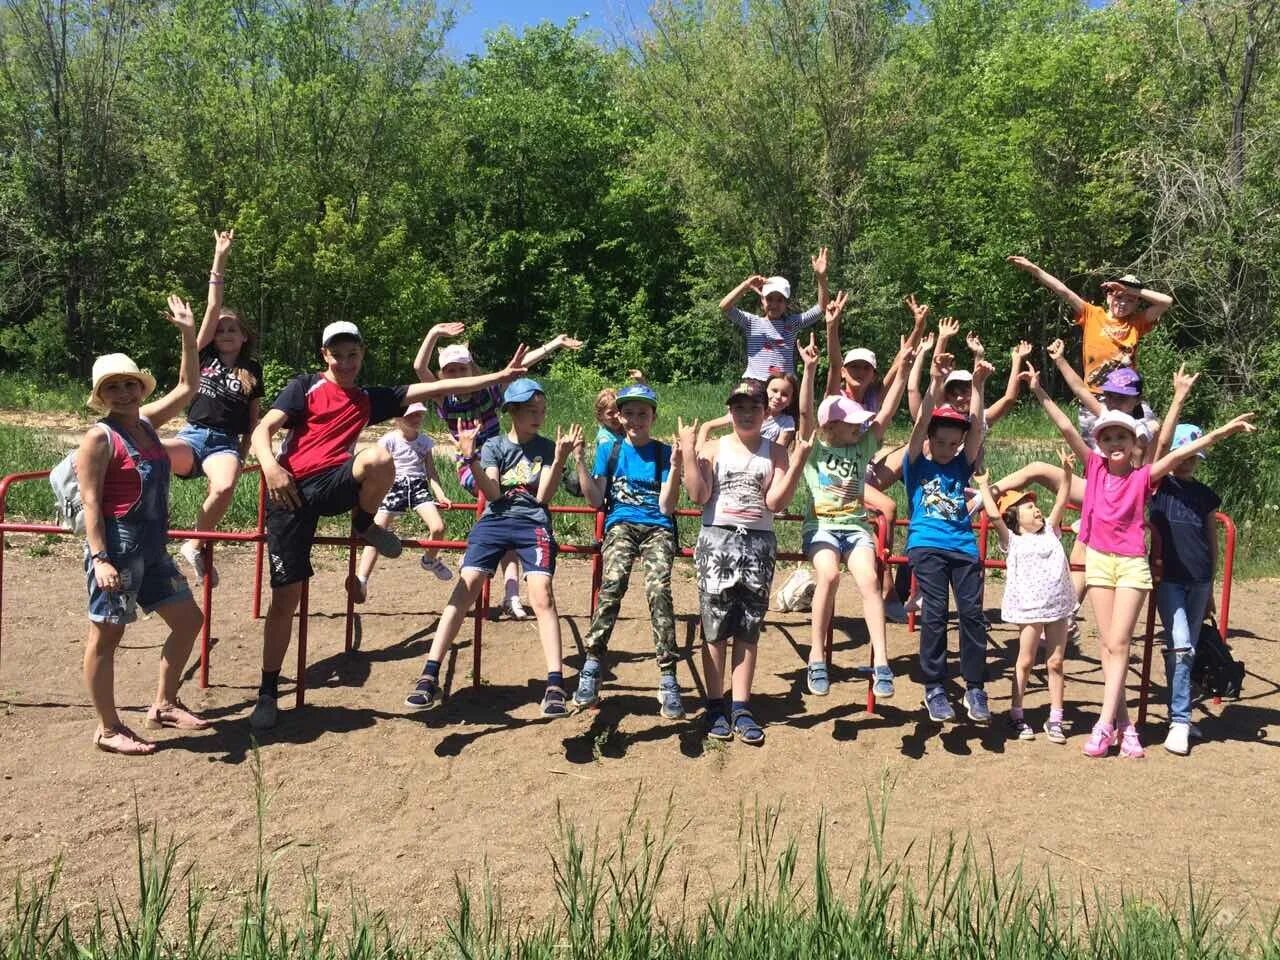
xmin=904 ymin=349 xmax=995 ymax=724
xmin=572 ymin=384 xmax=686 ymax=718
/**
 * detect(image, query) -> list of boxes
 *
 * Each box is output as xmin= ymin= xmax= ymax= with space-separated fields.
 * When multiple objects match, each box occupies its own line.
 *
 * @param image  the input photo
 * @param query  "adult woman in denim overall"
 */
xmin=77 ymin=296 xmax=208 ymax=755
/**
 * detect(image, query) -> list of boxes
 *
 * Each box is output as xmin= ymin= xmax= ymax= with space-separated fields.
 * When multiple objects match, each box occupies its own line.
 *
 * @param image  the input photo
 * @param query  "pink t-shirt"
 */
xmin=1078 ymin=451 xmax=1151 ymax=557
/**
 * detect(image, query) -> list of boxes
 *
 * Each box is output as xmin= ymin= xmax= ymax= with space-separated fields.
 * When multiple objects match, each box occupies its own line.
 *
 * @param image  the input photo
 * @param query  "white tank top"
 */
xmin=703 ymin=437 xmax=775 ymax=530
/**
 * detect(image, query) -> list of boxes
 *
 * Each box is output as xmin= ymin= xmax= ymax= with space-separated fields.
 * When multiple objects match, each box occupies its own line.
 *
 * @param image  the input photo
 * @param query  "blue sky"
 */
xmin=446 ymin=0 xmax=652 ymax=57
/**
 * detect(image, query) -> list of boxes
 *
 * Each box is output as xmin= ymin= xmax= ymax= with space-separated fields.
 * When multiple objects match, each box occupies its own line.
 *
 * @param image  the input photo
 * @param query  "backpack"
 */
xmin=602 ymin=439 xmax=674 ymax=539
xmin=50 ymin=422 xmax=116 ymax=534
xmin=1191 ymin=617 xmax=1245 ymax=700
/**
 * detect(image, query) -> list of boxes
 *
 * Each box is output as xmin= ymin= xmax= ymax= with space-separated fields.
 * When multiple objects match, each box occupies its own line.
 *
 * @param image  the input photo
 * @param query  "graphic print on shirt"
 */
xmin=611 ymin=475 xmax=655 ymax=509
xmin=500 ymin=455 xmax=544 ymax=499
xmin=814 ymin=452 xmax=864 ymax=521
xmin=919 ymin=475 xmax=964 ymax=521
xmin=717 ymin=469 xmax=765 ymax=524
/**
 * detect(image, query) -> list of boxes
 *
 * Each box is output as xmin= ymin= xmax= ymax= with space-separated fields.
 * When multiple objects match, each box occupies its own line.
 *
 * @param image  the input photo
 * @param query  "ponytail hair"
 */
xmin=219 ymin=308 xmax=259 ymax=394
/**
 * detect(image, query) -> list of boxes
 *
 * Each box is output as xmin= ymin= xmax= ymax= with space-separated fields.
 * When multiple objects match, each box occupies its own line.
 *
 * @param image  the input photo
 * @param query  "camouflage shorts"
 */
xmin=584 ymin=522 xmax=678 ymax=667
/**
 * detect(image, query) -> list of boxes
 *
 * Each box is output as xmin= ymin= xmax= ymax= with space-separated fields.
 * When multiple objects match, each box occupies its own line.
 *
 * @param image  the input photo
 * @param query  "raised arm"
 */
xmin=404 ymin=345 xmax=527 ymax=403
xmin=1006 ymin=255 xmax=1087 ymax=316
xmin=576 ymin=432 xmax=604 ymax=509
xmin=906 ymin=332 xmax=935 ymax=421
xmin=934 ymin=315 xmax=960 ymax=359
xmin=1024 ymin=364 xmax=1091 ymax=463
xmin=537 ymin=425 xmax=581 ymax=504
xmin=986 ymin=340 xmax=1031 ymax=425
xmin=1102 ymin=279 xmax=1173 ymax=329
xmin=824 ymin=296 xmax=845 ymax=396
xmin=908 ymin=350 xmax=950 ymax=461
xmin=1048 ymin=449 xmax=1076 ymax=531
xmin=1155 ymin=364 xmax=1199 ymax=461
xmin=973 ymin=471 xmax=1010 ymax=545
xmin=659 ymin=441 xmax=682 ymax=516
xmin=678 ymin=417 xmax=711 ymax=505
xmin=697 ymin=414 xmax=731 ymax=452
xmin=811 ymin=247 xmax=829 ymax=316
xmin=720 ymin=275 xmax=765 ymax=317
xmin=523 ymin=333 xmax=584 ymax=370
xmin=197 ymin=229 xmax=234 ymax=351
xmin=870 ymin=340 xmax=915 ymax=442
xmin=141 ymin=296 xmax=200 ymax=427
xmin=411 ymin=322 xmax=466 ymax=382
xmin=764 ymin=431 xmax=814 ymax=513
xmin=797 ymin=333 xmax=820 ymax=438
xmin=1151 ymin=413 xmax=1255 ymax=483
xmin=1047 ymin=338 xmax=1100 ymax=413
xmin=964 ymin=359 xmax=994 ymax=464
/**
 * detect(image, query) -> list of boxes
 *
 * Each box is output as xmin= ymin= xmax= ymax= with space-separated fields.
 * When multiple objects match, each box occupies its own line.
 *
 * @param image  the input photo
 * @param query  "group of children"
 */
xmin=70 ymin=231 xmax=1250 ymax=759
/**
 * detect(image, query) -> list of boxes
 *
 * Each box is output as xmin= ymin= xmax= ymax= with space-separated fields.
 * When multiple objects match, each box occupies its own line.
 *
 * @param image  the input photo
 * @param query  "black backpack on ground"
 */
xmin=1192 ymin=617 xmax=1245 ymax=700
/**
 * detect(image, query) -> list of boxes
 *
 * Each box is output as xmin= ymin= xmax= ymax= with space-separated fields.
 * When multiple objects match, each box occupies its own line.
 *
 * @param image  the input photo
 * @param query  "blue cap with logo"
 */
xmin=616 ymin=383 xmax=658 ymax=409
xmin=1172 ymin=423 xmax=1206 ymax=459
xmin=501 ymin=377 xmax=545 ymax=409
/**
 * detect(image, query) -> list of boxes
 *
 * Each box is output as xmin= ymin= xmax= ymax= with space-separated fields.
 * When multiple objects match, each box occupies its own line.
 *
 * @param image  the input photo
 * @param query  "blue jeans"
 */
xmin=1156 ymin=580 xmax=1213 ymax=725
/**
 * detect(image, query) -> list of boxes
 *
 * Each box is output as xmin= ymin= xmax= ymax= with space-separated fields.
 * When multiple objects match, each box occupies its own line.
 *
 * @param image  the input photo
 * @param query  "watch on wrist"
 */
xmin=92 ymin=551 xmax=110 ymax=563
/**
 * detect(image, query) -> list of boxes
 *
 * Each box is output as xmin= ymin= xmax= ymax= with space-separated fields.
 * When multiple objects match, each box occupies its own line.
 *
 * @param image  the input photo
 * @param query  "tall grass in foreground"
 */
xmin=4 ymin=753 xmax=1278 ymax=959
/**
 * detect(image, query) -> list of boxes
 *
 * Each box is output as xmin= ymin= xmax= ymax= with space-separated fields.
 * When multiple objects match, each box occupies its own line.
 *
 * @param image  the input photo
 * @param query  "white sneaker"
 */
xmin=1164 ymin=722 xmax=1190 ymax=756
xmin=249 ymin=694 xmax=278 ymax=730
xmin=180 ymin=542 xmax=218 ymax=588
xmin=502 ymin=596 xmax=531 ymax=621
xmin=420 ymin=554 xmax=454 ymax=581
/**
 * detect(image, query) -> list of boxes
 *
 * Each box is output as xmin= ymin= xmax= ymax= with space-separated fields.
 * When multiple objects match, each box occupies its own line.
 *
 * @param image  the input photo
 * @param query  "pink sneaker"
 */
xmin=1082 ymin=723 xmax=1115 ymax=758
xmin=1119 ymin=724 xmax=1145 ymax=759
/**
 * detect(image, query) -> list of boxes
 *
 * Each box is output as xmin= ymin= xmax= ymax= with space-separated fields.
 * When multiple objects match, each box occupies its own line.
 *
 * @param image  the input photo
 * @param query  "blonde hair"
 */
xmin=218 ymin=308 xmax=259 ymax=394
xmin=595 ymin=387 xmax=618 ymax=424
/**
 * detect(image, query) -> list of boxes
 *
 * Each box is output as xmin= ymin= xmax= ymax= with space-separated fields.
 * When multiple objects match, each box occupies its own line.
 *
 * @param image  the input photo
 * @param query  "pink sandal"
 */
xmin=146 ymin=699 xmax=210 ymax=730
xmin=93 ymin=725 xmax=157 ymax=756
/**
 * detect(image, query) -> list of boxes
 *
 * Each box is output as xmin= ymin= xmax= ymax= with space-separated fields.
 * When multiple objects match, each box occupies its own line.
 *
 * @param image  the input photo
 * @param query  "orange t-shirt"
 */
xmin=1075 ymin=302 xmax=1153 ymax=392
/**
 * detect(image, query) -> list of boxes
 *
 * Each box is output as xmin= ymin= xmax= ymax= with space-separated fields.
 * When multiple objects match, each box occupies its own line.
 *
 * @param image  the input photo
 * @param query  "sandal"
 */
xmin=541 ymin=685 xmax=568 ymax=718
xmin=93 ymin=724 xmax=157 ymax=756
xmin=705 ymin=710 xmax=732 ymax=742
xmin=731 ymin=708 xmax=765 ymax=746
xmin=146 ymin=699 xmax=210 ymax=730
xmin=405 ymin=677 xmax=439 ymax=710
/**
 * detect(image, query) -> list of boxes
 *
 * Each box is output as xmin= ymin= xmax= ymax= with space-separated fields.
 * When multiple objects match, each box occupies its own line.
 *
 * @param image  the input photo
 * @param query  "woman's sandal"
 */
xmin=541 ymin=685 xmax=568 ymax=718
xmin=731 ymin=709 xmax=765 ymax=746
xmin=93 ymin=725 xmax=157 ymax=756
xmin=146 ymin=699 xmax=210 ymax=730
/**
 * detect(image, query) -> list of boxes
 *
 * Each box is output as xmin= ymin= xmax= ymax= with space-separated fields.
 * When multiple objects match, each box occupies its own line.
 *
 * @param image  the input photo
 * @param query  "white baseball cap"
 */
xmin=842 ymin=347 xmax=877 ymax=369
xmin=761 ymin=276 xmax=791 ymax=300
xmin=438 ymin=344 xmax=473 ymax=367
xmin=1093 ymin=409 xmax=1140 ymax=439
xmin=944 ymin=369 xmax=974 ymax=389
xmin=403 ymin=402 xmax=428 ymax=415
xmin=321 ymin=321 xmax=362 ymax=346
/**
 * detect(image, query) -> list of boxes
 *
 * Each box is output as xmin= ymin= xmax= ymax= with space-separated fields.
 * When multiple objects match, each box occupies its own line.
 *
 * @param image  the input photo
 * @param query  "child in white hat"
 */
xmin=719 ymin=248 xmax=829 ymax=382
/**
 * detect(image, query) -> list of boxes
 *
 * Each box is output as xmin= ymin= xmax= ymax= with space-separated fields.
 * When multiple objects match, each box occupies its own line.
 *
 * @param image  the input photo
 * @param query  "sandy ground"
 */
xmin=1 ymin=541 xmax=1278 ymax=936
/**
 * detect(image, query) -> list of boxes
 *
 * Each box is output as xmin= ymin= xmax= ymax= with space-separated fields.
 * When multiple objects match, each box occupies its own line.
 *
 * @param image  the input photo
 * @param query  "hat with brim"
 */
xmin=1092 ymin=409 xmax=1140 ymax=439
xmin=403 ymin=402 xmax=428 ymax=416
xmin=321 ymin=320 xmax=363 ymax=347
xmin=438 ymin=344 xmax=473 ymax=368
xmin=818 ymin=395 xmax=874 ymax=428
xmin=1112 ymin=274 xmax=1144 ymax=291
xmin=761 ymin=276 xmax=790 ymax=300
xmin=1172 ymin=423 xmax=1207 ymax=459
xmin=842 ymin=347 xmax=877 ymax=369
xmin=88 ymin=354 xmax=157 ymax=411
xmin=726 ymin=380 xmax=767 ymax=406
xmin=944 ymin=369 xmax=974 ymax=390
xmin=1101 ymin=367 xmax=1142 ymax=397
xmin=929 ymin=404 xmax=970 ymax=430
xmin=501 ymin=377 xmax=545 ymax=409
xmin=616 ymin=384 xmax=658 ymax=409
xmin=997 ymin=488 xmax=1036 ymax=513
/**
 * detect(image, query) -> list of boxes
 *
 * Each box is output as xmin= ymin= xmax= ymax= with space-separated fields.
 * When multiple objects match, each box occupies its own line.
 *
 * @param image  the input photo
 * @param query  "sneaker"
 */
xmin=1082 ymin=723 xmax=1114 ymax=758
xmin=1008 ymin=715 xmax=1035 ymax=741
xmin=249 ymin=694 xmax=278 ymax=730
xmin=872 ymin=665 xmax=895 ymax=700
xmin=1119 ymin=724 xmax=1146 ymax=759
xmin=806 ymin=662 xmax=830 ymax=696
xmin=1164 ymin=722 xmax=1190 ymax=756
xmin=360 ymin=524 xmax=402 ymax=559
xmin=501 ymin=596 xmax=531 ymax=621
xmin=1044 ymin=719 xmax=1067 ymax=744
xmin=180 ymin=542 xmax=219 ymax=588
xmin=405 ymin=676 xmax=439 ymax=710
xmin=964 ymin=688 xmax=991 ymax=724
xmin=883 ymin=599 xmax=909 ymax=625
xmin=420 ymin=554 xmax=454 ymax=581
xmin=924 ymin=686 xmax=954 ymax=722
xmin=573 ymin=658 xmax=601 ymax=709
xmin=656 ymin=674 xmax=685 ymax=720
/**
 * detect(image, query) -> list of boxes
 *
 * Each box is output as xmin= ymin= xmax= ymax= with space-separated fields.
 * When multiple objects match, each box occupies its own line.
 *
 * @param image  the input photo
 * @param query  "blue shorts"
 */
xmin=175 ymin=424 xmax=241 ymax=477
xmin=85 ymin=524 xmax=190 ymax=625
xmin=803 ymin=526 xmax=876 ymax=559
xmin=461 ymin=514 xmax=557 ymax=578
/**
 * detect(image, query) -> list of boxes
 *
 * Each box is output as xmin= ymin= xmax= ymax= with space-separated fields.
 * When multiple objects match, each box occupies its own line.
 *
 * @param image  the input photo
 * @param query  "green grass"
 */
xmin=4 ymin=754 xmax=1278 ymax=959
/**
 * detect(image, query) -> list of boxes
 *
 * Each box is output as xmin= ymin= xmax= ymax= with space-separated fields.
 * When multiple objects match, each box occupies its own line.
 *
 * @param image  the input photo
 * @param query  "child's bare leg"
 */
xmin=863 ymin=483 xmax=900 ymax=601
xmin=183 ymin=454 xmax=241 ymax=585
xmin=263 ymin=582 xmax=303 ymax=673
xmin=526 ymin=574 xmax=562 ymax=676
xmin=1012 ymin=624 xmax=1039 ymax=713
xmin=730 ymin=637 xmax=758 ymax=703
xmin=502 ymin=552 xmax=520 ymax=602
xmin=352 ymin=446 xmax=395 ymax=514
xmin=356 ymin=512 xmax=395 ymax=581
xmin=1043 ymin=619 xmax=1069 ymax=713
xmin=850 ymin=546 xmax=888 ymax=668
xmin=416 ymin=504 xmax=446 ymax=561
xmin=809 ymin=547 xmax=841 ymax=666
xmin=702 ymin=639 xmax=727 ymax=703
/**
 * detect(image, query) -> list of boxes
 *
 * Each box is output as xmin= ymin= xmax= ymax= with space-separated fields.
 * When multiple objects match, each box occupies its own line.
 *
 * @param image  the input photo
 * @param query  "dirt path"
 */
xmin=0 ymin=544 xmax=1277 ymax=935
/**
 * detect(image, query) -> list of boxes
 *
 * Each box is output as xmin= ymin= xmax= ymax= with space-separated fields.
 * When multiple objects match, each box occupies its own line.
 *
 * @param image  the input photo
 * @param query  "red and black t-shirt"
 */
xmin=272 ymin=373 xmax=407 ymax=480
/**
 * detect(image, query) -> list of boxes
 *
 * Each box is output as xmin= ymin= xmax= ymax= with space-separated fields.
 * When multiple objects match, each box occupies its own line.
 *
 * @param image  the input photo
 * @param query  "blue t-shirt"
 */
xmin=1149 ymin=476 xmax=1220 ymax=583
xmin=478 ymin=434 xmax=557 ymax=524
xmin=903 ymin=452 xmax=977 ymax=557
xmin=593 ymin=438 xmax=674 ymax=531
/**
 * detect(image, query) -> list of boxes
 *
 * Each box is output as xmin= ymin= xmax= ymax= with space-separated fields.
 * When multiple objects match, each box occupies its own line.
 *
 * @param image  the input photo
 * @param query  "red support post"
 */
xmin=1217 ymin=512 xmax=1236 ymax=642
xmin=199 ymin=539 xmax=214 ymax=688
xmin=252 ymin=469 xmax=267 ymax=620
xmin=590 ymin=508 xmax=605 ymax=614
xmin=343 ymin=513 xmax=357 ymax=653
xmin=472 ymin=492 xmax=487 ymax=691
xmin=296 ymin=578 xmax=310 ymax=708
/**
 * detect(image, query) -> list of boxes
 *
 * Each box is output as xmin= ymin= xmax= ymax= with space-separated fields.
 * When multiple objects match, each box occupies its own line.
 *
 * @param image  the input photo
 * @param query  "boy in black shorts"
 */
xmin=249 ymin=321 xmax=526 ymax=729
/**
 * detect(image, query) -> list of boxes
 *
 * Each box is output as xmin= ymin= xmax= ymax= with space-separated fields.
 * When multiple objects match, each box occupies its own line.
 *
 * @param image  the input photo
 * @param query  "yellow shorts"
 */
xmin=1084 ymin=547 xmax=1153 ymax=591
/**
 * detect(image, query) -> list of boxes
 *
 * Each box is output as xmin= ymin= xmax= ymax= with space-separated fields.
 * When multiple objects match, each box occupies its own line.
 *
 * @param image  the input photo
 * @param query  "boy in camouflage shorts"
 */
xmin=573 ymin=384 xmax=686 ymax=718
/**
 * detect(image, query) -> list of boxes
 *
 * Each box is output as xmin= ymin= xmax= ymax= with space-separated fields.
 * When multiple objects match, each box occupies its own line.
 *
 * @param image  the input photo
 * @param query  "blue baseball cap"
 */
xmin=1172 ymin=423 xmax=1206 ymax=459
xmin=616 ymin=383 xmax=658 ymax=409
xmin=501 ymin=377 xmax=545 ymax=409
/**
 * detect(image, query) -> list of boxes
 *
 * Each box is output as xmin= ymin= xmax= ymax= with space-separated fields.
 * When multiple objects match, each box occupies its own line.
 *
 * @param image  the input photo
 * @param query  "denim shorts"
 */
xmin=85 ymin=522 xmax=190 ymax=625
xmin=461 ymin=514 xmax=557 ymax=577
xmin=175 ymin=424 xmax=241 ymax=477
xmin=803 ymin=526 xmax=876 ymax=559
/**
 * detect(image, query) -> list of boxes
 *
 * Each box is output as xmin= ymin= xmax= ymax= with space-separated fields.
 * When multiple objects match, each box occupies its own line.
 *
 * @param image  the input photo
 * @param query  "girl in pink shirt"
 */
xmin=1023 ymin=365 xmax=1253 ymax=759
